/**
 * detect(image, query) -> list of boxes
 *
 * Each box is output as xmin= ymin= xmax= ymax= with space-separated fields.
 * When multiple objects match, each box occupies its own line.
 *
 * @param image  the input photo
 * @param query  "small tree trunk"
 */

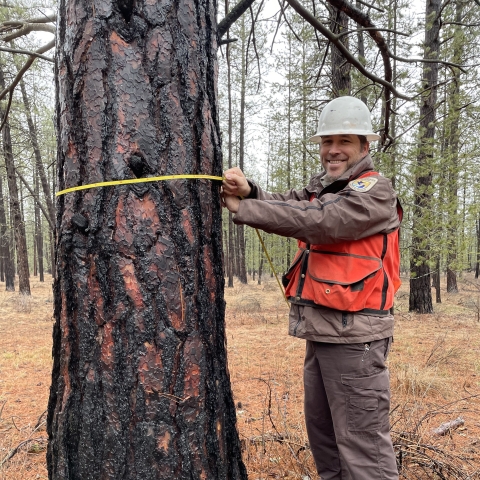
xmin=476 ymin=216 xmax=480 ymax=279
xmin=0 ymin=67 xmax=30 ymax=295
xmin=434 ymin=257 xmax=441 ymax=304
xmin=409 ymin=0 xmax=440 ymax=314
xmin=329 ymin=5 xmax=351 ymax=96
xmin=226 ymin=10 xmax=234 ymax=289
xmin=20 ymin=79 xmax=56 ymax=229
xmin=0 ymin=175 xmax=14 ymax=290
xmin=34 ymin=169 xmax=44 ymax=282
xmin=236 ymin=15 xmax=248 ymax=285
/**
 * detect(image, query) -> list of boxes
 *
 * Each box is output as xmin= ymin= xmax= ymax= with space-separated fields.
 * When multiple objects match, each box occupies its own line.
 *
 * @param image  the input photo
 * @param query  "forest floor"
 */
xmin=1 ymin=274 xmax=480 ymax=479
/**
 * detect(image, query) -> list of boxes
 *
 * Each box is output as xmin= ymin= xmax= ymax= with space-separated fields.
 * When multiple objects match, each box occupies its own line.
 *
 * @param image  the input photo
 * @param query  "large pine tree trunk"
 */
xmin=409 ymin=0 xmax=440 ymax=313
xmin=47 ymin=1 xmax=246 ymax=479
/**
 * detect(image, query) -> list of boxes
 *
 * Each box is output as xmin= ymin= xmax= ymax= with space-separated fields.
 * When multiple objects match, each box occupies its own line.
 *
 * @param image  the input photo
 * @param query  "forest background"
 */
xmin=0 ymin=0 xmax=478 ymax=312
xmin=0 ymin=0 xmax=480 ymax=477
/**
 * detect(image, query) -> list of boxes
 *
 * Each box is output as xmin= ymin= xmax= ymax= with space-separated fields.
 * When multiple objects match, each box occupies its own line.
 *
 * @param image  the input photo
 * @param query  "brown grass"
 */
xmin=1 ymin=274 xmax=480 ymax=479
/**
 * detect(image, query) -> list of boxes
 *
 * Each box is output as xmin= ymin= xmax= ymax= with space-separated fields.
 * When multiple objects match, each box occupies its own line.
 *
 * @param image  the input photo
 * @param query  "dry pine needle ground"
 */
xmin=1 ymin=275 xmax=480 ymax=479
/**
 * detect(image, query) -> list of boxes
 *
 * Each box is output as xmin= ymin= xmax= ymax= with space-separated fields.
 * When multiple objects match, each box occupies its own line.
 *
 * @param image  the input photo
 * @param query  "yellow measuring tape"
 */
xmin=56 ymin=174 xmax=288 ymax=307
xmin=55 ymin=174 xmax=224 ymax=196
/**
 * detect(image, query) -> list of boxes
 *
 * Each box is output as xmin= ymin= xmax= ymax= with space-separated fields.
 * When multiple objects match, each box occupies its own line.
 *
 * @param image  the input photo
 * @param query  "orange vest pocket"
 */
xmin=306 ymin=251 xmax=383 ymax=311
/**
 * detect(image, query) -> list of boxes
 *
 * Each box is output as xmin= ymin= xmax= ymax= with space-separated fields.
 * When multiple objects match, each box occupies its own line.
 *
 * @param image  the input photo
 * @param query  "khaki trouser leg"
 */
xmin=304 ymin=339 xmax=399 ymax=480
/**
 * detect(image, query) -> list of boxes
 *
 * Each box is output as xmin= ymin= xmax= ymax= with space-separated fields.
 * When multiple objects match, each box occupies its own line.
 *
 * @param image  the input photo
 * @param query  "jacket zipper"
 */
xmin=293 ymin=310 xmax=302 ymax=336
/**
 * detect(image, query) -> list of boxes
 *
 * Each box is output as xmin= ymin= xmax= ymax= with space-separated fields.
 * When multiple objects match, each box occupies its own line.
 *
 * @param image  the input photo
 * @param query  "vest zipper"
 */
xmin=380 ymin=234 xmax=388 ymax=310
xmin=294 ymin=244 xmax=310 ymax=302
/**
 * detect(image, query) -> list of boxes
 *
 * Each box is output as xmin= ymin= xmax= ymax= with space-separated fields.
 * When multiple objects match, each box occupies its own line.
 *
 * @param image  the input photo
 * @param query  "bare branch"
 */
xmin=2 ymin=12 xmax=56 ymax=25
xmin=218 ymin=0 xmax=258 ymax=40
xmin=283 ymin=0 xmax=410 ymax=100
xmin=15 ymin=167 xmax=55 ymax=231
xmin=337 ymin=27 xmax=410 ymax=38
xmin=0 ymin=23 xmax=55 ymax=42
xmin=0 ymin=39 xmax=55 ymax=104
xmin=355 ymin=0 xmax=384 ymax=12
xmin=443 ymin=21 xmax=480 ymax=27
xmin=0 ymin=45 xmax=53 ymax=62
xmin=389 ymin=52 xmax=467 ymax=73
xmin=277 ymin=0 xmax=302 ymax=43
xmin=218 ymin=37 xmax=238 ymax=46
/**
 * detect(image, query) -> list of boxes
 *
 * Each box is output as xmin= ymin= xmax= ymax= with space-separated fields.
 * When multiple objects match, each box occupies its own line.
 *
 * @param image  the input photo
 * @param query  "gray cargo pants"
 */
xmin=304 ymin=338 xmax=398 ymax=480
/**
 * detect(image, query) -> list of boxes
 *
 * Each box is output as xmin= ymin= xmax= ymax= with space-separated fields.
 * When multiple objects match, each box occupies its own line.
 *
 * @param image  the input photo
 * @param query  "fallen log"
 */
xmin=431 ymin=417 xmax=465 ymax=436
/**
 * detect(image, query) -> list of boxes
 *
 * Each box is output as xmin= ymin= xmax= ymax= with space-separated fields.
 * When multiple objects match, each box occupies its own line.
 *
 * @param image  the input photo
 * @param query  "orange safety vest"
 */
xmin=283 ymin=172 xmax=402 ymax=315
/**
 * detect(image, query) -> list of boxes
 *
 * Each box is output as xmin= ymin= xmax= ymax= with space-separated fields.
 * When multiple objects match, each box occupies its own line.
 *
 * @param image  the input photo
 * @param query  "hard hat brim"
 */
xmin=309 ymin=131 xmax=381 ymax=143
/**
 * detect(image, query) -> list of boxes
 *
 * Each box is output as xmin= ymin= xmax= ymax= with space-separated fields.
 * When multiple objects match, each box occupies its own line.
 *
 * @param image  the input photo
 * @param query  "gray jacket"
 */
xmin=233 ymin=154 xmax=401 ymax=343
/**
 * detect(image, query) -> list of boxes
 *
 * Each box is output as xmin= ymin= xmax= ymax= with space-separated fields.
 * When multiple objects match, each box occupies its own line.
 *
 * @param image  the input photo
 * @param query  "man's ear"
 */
xmin=363 ymin=141 xmax=370 ymax=156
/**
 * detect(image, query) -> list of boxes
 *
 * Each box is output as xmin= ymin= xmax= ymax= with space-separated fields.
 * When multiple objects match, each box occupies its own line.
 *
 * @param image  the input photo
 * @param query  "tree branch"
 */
xmin=0 ymin=23 xmax=55 ymax=42
xmin=355 ymin=0 xmax=384 ymax=12
xmin=0 ymin=39 xmax=55 ymax=104
xmin=218 ymin=0 xmax=258 ymax=40
xmin=0 ymin=45 xmax=53 ymax=62
xmin=2 ymin=12 xmax=56 ymax=26
xmin=337 ymin=27 xmax=410 ymax=38
xmin=283 ymin=0 xmax=410 ymax=100
xmin=15 ymin=167 xmax=54 ymax=231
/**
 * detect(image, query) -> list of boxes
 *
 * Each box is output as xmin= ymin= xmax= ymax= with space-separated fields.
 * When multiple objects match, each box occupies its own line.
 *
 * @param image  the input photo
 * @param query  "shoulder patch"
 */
xmin=348 ymin=177 xmax=378 ymax=192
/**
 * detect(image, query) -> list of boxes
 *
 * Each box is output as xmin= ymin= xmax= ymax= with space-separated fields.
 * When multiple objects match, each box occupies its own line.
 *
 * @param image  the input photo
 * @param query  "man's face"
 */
xmin=320 ymin=134 xmax=369 ymax=180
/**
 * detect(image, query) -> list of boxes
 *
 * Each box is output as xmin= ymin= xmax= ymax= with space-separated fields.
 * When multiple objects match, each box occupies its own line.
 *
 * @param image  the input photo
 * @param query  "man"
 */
xmin=222 ymin=96 xmax=401 ymax=480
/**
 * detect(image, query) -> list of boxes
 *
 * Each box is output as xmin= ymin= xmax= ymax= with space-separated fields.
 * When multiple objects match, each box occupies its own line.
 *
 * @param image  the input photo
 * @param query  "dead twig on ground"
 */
xmin=0 ymin=436 xmax=47 ymax=467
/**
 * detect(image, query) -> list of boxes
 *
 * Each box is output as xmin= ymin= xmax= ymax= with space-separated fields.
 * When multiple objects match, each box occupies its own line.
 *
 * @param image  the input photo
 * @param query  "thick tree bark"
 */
xmin=0 ymin=175 xmax=14 ymax=290
xmin=0 ymin=66 xmax=30 ymax=295
xmin=409 ymin=0 xmax=440 ymax=313
xmin=47 ymin=1 xmax=247 ymax=479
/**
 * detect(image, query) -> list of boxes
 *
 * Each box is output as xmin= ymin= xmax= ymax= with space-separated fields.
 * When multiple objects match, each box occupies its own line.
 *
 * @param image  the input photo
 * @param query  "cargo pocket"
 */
xmin=342 ymin=368 xmax=390 ymax=432
xmin=347 ymin=396 xmax=379 ymax=431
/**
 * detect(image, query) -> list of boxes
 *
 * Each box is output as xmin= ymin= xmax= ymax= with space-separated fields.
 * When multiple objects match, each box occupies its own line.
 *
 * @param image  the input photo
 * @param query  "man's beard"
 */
xmin=321 ymin=173 xmax=341 ymax=186
xmin=322 ymin=154 xmax=365 ymax=185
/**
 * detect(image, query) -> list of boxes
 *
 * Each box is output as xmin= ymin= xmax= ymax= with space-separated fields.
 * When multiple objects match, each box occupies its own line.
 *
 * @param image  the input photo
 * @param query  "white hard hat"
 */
xmin=309 ymin=96 xmax=380 ymax=143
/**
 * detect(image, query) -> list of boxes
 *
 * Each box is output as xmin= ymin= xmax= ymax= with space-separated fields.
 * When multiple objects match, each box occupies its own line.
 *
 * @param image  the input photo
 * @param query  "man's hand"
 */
xmin=222 ymin=193 xmax=241 ymax=214
xmin=222 ymin=167 xmax=251 ymax=198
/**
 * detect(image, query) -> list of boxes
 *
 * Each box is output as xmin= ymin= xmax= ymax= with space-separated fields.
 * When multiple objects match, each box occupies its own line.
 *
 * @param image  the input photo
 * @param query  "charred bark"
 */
xmin=47 ymin=1 xmax=246 ymax=479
